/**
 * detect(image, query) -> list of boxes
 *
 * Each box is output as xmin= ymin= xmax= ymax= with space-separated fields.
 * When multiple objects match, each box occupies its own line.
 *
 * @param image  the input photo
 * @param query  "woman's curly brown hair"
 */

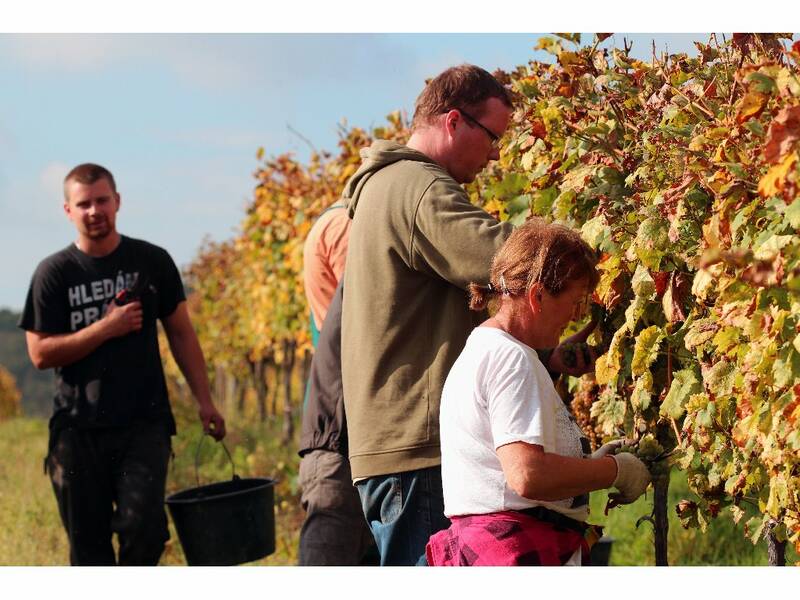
xmin=468 ymin=218 xmax=599 ymax=311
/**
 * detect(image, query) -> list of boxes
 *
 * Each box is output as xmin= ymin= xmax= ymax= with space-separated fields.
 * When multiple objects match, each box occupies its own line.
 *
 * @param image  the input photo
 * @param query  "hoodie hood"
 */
xmin=342 ymin=140 xmax=439 ymax=218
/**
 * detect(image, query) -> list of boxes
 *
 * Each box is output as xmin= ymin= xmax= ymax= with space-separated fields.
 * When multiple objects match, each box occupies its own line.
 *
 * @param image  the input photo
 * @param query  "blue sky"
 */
xmin=0 ymin=32 xmax=745 ymax=310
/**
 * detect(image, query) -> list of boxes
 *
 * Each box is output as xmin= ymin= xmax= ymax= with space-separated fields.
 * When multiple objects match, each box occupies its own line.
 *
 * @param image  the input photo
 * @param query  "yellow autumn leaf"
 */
xmin=758 ymin=152 xmax=798 ymax=197
xmin=735 ymin=91 xmax=769 ymax=124
xmin=483 ymin=198 xmax=507 ymax=220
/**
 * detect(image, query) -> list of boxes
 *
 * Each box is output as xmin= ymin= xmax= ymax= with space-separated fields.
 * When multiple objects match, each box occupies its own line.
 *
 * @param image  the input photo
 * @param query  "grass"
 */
xmin=2 ymin=406 xmax=796 ymax=566
xmin=0 ymin=418 xmax=67 ymax=565
xmin=0 ymin=408 xmax=303 ymax=566
xmin=588 ymin=470 xmax=799 ymax=566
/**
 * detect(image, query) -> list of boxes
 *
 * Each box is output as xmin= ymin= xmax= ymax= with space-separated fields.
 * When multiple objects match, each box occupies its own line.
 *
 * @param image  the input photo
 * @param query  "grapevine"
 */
xmin=181 ymin=34 xmax=800 ymax=564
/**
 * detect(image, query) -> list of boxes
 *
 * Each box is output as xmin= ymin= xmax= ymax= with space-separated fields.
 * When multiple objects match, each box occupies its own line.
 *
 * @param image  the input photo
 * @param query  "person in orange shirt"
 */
xmin=302 ymin=202 xmax=350 ymax=346
xmin=297 ymin=202 xmax=375 ymax=565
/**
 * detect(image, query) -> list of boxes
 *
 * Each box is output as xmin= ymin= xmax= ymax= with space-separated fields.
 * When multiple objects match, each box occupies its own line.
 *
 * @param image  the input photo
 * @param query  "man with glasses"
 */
xmin=340 ymin=64 xmax=595 ymax=566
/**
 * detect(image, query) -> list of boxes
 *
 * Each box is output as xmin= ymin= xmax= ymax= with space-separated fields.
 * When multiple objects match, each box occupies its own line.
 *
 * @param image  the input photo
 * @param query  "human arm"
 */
xmin=25 ymin=300 xmax=143 ymax=369
xmin=541 ymin=319 xmax=600 ymax=378
xmin=411 ymin=177 xmax=513 ymax=289
xmin=497 ymin=441 xmax=651 ymax=504
xmin=486 ymin=348 xmax=649 ymax=504
xmin=497 ymin=442 xmax=617 ymax=501
xmin=322 ymin=206 xmax=351 ymax=283
xmin=162 ymin=301 xmax=226 ymax=440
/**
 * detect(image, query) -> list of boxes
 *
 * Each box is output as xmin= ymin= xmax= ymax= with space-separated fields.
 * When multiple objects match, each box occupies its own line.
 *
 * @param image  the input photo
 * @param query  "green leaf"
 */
xmin=754 ymin=234 xmax=793 ymax=260
xmin=784 ymin=200 xmax=800 ymax=230
xmin=746 ymin=515 xmax=767 ymax=545
xmin=747 ymin=72 xmax=777 ymax=94
xmin=712 ymin=326 xmax=740 ymax=356
xmin=705 ymin=360 xmax=736 ymax=397
xmin=581 ymin=215 xmax=610 ymax=250
xmin=631 ymin=325 xmax=664 ymax=376
xmin=772 ymin=345 xmax=800 ymax=389
xmin=595 ymin=325 xmax=628 ymax=386
xmin=631 ymin=264 xmax=656 ymax=297
xmin=660 ymin=369 xmax=701 ymax=419
xmin=721 ymin=162 xmax=748 ymax=180
xmin=506 ymin=194 xmax=531 ymax=218
xmin=777 ymin=68 xmax=800 ymax=97
xmin=553 ymin=190 xmax=576 ymax=220
xmin=631 ymin=370 xmax=653 ymax=411
xmin=633 ymin=217 xmax=669 ymax=270
xmin=744 ymin=120 xmax=766 ymax=137
xmin=532 ymin=186 xmax=558 ymax=216
xmin=590 ymin=387 xmax=626 ymax=436
xmin=508 ymin=208 xmax=531 ymax=226
xmin=496 ymin=172 xmax=529 ymax=197
xmin=521 ymin=149 xmax=537 ymax=172
xmin=684 ymin=318 xmax=717 ymax=353
xmin=625 ymin=295 xmax=647 ymax=331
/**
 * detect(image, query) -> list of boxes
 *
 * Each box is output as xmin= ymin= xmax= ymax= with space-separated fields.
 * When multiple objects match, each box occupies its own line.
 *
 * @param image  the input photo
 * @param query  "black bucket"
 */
xmin=165 ymin=435 xmax=276 ymax=566
xmin=589 ymin=536 xmax=614 ymax=566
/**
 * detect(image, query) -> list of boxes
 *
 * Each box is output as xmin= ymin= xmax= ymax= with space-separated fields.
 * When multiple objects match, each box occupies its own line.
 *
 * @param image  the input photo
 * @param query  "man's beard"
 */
xmin=86 ymin=219 xmax=111 ymax=239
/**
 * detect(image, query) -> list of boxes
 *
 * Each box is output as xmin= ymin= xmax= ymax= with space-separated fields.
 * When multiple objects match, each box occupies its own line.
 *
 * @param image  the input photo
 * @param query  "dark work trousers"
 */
xmin=298 ymin=449 xmax=378 ymax=565
xmin=45 ymin=420 xmax=172 ymax=566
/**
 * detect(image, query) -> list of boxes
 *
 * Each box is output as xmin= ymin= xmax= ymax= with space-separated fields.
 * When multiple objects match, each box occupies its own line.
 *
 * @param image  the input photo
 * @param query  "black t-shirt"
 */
xmin=19 ymin=235 xmax=185 ymax=433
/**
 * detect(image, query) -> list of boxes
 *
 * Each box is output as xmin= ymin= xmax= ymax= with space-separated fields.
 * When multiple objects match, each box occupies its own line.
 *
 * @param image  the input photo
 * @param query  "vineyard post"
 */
xmin=248 ymin=358 xmax=268 ymax=422
xmin=268 ymin=362 xmax=278 ymax=417
xmin=766 ymin=521 xmax=787 ymax=567
xmin=652 ymin=426 xmax=671 ymax=567
xmin=237 ymin=377 xmax=246 ymax=414
xmin=281 ymin=338 xmax=296 ymax=444
xmin=650 ymin=343 xmax=674 ymax=566
xmin=224 ymin=373 xmax=238 ymax=417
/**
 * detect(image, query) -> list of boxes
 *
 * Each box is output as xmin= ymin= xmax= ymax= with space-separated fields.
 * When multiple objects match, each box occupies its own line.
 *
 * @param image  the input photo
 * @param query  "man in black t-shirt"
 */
xmin=19 ymin=163 xmax=226 ymax=566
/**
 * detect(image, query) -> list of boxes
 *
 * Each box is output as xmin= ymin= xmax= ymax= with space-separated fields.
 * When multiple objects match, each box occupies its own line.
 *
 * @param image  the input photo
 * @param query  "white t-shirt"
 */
xmin=440 ymin=327 xmax=591 ymax=522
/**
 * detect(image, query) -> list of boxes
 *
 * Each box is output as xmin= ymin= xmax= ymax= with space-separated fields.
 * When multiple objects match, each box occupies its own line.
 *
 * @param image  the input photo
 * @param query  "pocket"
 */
xmin=45 ymin=427 xmax=78 ymax=489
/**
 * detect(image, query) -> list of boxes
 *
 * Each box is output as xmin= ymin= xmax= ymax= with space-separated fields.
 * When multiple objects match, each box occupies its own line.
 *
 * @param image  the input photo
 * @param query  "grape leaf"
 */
xmin=784 ymin=199 xmax=800 ymax=230
xmin=763 ymin=105 xmax=800 ymax=164
xmin=625 ymin=295 xmax=647 ymax=331
xmin=632 ymin=264 xmax=656 ymax=297
xmin=631 ymin=325 xmax=664 ymax=376
xmin=660 ymin=369 xmax=701 ymax=419
xmin=595 ymin=325 xmax=628 ymax=386
xmin=705 ymin=359 xmax=736 ymax=397
xmin=631 ymin=370 xmax=653 ymax=411
xmin=633 ymin=217 xmax=670 ymax=271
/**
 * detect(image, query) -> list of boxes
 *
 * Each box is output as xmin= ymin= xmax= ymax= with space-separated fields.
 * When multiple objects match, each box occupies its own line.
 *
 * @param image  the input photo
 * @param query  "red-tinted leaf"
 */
xmin=652 ymin=270 xmax=670 ymax=297
xmin=763 ymin=105 xmax=800 ymax=164
xmin=663 ymin=271 xmax=691 ymax=323
xmin=530 ymin=118 xmax=547 ymax=140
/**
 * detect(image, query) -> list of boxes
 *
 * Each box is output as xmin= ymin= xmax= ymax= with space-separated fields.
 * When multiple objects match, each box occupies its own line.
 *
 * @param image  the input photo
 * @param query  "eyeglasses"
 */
xmin=572 ymin=295 xmax=591 ymax=321
xmin=451 ymin=108 xmax=501 ymax=147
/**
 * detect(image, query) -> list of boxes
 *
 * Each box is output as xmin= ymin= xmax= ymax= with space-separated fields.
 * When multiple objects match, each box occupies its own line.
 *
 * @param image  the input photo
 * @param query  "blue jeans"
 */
xmin=356 ymin=466 xmax=450 ymax=566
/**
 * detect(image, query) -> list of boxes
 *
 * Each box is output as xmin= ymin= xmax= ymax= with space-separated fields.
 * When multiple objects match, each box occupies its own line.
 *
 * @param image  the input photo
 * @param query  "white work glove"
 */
xmin=591 ymin=439 xmax=628 ymax=459
xmin=608 ymin=453 xmax=652 ymax=505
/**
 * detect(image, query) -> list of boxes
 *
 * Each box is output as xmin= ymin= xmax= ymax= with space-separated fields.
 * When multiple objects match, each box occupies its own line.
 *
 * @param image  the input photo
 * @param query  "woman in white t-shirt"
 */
xmin=426 ymin=219 xmax=651 ymax=566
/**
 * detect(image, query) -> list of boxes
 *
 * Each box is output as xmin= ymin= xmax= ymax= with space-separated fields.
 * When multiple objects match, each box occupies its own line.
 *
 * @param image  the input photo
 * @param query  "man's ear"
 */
xmin=63 ymin=201 xmax=71 ymax=219
xmin=444 ymin=109 xmax=460 ymax=135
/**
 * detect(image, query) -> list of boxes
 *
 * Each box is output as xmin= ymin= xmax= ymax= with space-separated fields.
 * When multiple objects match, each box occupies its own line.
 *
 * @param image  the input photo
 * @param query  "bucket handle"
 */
xmin=194 ymin=433 xmax=238 ymax=488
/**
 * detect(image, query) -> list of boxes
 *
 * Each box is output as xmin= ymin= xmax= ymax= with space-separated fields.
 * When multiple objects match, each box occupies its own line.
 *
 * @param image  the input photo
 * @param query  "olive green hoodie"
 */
xmin=341 ymin=140 xmax=513 ymax=479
